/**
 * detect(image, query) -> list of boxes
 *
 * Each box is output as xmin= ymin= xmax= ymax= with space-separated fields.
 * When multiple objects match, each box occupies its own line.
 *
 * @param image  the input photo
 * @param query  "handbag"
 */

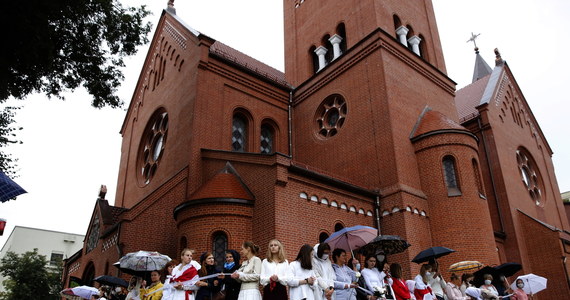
xmin=212 ymin=290 xmax=226 ymax=300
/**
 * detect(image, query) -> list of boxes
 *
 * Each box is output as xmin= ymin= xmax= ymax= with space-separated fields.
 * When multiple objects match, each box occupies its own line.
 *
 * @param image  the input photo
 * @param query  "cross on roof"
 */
xmin=467 ymin=32 xmax=481 ymax=48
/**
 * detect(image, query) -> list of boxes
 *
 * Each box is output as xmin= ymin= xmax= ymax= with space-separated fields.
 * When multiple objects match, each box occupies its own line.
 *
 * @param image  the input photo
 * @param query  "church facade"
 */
xmin=63 ymin=1 xmax=570 ymax=298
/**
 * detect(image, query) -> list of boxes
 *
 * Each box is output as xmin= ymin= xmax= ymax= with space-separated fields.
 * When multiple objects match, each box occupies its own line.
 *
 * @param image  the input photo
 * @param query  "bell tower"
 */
xmin=284 ymin=0 xmax=447 ymax=86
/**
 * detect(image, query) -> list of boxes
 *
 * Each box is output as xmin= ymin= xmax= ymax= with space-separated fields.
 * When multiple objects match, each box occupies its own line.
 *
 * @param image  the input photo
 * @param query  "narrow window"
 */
xmin=443 ymin=155 xmax=461 ymax=196
xmin=309 ymin=45 xmax=319 ymax=73
xmin=212 ymin=232 xmax=228 ymax=269
xmin=319 ymin=232 xmax=329 ymax=243
xmin=232 ymin=115 xmax=247 ymax=152
xmin=336 ymin=23 xmax=347 ymax=53
xmin=472 ymin=159 xmax=485 ymax=198
xmin=180 ymin=236 xmax=188 ymax=251
xmin=260 ymin=124 xmax=274 ymax=154
xmin=322 ymin=35 xmax=334 ymax=65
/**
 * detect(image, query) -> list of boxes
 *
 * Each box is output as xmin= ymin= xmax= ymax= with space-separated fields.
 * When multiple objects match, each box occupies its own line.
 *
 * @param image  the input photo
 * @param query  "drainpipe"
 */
xmin=375 ymin=195 xmax=382 ymax=234
xmin=288 ymin=90 xmax=293 ymax=157
xmin=563 ymin=256 xmax=570 ymax=291
xmin=478 ymin=118 xmax=505 ymax=234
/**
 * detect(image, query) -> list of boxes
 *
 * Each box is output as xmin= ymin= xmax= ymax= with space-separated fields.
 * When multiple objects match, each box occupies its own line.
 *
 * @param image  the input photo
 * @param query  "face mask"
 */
xmin=468 ymin=280 xmax=474 ymax=285
xmin=115 ymin=287 xmax=122 ymax=293
xmin=517 ymin=283 xmax=524 ymax=289
xmin=224 ymin=261 xmax=235 ymax=269
xmin=425 ymin=272 xmax=432 ymax=277
xmin=484 ymin=280 xmax=492 ymax=286
xmin=355 ymin=263 xmax=361 ymax=270
xmin=321 ymin=254 xmax=329 ymax=260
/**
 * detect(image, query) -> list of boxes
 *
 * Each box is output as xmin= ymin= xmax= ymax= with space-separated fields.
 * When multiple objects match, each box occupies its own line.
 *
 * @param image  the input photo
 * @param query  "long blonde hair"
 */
xmin=266 ymin=239 xmax=286 ymax=263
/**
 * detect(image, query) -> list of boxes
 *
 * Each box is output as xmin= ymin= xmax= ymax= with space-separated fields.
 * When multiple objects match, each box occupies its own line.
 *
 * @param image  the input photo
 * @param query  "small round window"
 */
xmin=315 ymin=94 xmax=347 ymax=138
xmin=516 ymin=149 xmax=542 ymax=206
xmin=138 ymin=110 xmax=168 ymax=185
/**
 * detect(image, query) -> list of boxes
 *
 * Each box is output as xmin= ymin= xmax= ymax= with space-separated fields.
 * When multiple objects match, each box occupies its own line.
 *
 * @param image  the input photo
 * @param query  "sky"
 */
xmin=1 ymin=0 xmax=569 ymax=250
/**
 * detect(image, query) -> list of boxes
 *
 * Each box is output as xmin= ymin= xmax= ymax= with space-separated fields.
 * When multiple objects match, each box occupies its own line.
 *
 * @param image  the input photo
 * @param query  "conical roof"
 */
xmin=472 ymin=48 xmax=492 ymax=83
xmin=189 ymin=162 xmax=254 ymax=201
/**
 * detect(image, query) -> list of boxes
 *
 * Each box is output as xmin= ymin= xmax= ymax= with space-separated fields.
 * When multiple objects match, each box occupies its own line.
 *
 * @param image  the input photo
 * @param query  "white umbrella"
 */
xmin=510 ymin=273 xmax=547 ymax=295
xmin=61 ymin=286 xmax=99 ymax=299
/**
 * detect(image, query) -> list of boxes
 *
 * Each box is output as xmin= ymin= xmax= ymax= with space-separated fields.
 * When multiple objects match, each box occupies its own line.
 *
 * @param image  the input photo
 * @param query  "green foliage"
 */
xmin=0 ymin=0 xmax=152 ymax=173
xmin=0 ymin=106 xmax=22 ymax=176
xmin=0 ymin=249 xmax=62 ymax=300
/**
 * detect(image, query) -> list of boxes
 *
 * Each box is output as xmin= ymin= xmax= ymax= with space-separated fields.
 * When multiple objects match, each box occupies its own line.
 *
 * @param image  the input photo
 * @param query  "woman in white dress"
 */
xmin=360 ymin=255 xmax=394 ymax=299
xmin=260 ymin=239 xmax=290 ymax=300
xmin=171 ymin=248 xmax=200 ymax=300
xmin=231 ymin=241 xmax=262 ymax=300
xmin=288 ymin=244 xmax=317 ymax=300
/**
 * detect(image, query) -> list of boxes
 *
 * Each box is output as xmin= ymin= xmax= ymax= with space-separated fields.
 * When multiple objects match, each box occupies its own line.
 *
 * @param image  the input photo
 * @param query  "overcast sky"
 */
xmin=1 ymin=0 xmax=569 ymax=250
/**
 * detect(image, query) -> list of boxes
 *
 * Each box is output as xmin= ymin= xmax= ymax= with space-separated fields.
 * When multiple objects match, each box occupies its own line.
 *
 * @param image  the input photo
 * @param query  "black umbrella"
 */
xmin=358 ymin=235 xmax=411 ymax=256
xmin=473 ymin=266 xmax=495 ymax=287
xmin=0 ymin=171 xmax=26 ymax=202
xmin=411 ymin=246 xmax=455 ymax=264
xmin=94 ymin=275 xmax=128 ymax=287
xmin=494 ymin=262 xmax=522 ymax=277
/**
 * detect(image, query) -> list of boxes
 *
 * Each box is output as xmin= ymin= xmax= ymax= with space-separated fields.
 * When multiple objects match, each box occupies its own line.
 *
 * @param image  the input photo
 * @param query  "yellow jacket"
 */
xmin=140 ymin=281 xmax=164 ymax=300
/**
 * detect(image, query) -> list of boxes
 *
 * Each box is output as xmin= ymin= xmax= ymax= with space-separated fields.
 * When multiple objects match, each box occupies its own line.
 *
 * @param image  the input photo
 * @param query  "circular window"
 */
xmin=516 ymin=149 xmax=542 ymax=206
xmin=139 ymin=110 xmax=168 ymax=185
xmin=316 ymin=94 xmax=347 ymax=138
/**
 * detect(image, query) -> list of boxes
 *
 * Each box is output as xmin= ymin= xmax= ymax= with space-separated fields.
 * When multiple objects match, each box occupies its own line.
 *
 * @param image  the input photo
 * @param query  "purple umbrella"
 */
xmin=324 ymin=225 xmax=378 ymax=256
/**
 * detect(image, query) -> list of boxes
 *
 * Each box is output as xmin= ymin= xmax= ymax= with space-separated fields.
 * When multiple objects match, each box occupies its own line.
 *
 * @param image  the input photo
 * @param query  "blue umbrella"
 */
xmin=0 ymin=171 xmax=26 ymax=203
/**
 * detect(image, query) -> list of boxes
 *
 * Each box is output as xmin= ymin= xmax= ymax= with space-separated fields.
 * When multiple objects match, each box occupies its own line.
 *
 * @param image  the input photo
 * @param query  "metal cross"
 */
xmin=467 ymin=32 xmax=481 ymax=48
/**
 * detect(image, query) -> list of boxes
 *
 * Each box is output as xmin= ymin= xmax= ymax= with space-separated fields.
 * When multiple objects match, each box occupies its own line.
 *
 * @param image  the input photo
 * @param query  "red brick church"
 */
xmin=63 ymin=1 xmax=570 ymax=298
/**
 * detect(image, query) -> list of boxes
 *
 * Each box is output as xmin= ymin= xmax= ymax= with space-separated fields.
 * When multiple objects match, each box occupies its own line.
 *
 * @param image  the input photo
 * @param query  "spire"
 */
xmin=467 ymin=32 xmax=492 ymax=83
xmin=166 ymin=0 xmax=176 ymax=14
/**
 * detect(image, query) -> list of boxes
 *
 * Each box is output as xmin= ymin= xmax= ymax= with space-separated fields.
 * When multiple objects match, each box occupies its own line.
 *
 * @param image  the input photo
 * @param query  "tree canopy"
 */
xmin=0 ymin=249 xmax=62 ymax=300
xmin=0 ymin=0 xmax=152 ymax=174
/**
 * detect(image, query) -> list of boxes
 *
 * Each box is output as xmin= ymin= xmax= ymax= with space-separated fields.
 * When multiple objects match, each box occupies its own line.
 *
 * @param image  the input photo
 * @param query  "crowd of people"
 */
xmin=93 ymin=240 xmax=534 ymax=300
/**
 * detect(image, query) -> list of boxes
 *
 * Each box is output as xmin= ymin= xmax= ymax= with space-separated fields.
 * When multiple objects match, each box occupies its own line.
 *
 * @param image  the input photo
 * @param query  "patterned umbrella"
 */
xmin=0 ymin=171 xmax=26 ymax=202
xmin=118 ymin=250 xmax=172 ymax=275
xmin=358 ymin=235 xmax=411 ymax=256
xmin=324 ymin=225 xmax=378 ymax=255
xmin=448 ymin=261 xmax=483 ymax=272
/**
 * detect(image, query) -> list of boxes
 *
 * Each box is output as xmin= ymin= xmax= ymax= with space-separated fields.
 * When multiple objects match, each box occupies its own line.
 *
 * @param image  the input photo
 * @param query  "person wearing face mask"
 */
xmin=413 ymin=264 xmax=435 ymax=300
xmin=460 ymin=274 xmax=474 ymax=297
xmin=510 ymin=279 xmax=531 ymax=300
xmin=479 ymin=274 xmax=498 ymax=298
xmin=426 ymin=261 xmax=446 ymax=300
xmin=348 ymin=257 xmax=371 ymax=300
xmin=313 ymin=243 xmax=339 ymax=300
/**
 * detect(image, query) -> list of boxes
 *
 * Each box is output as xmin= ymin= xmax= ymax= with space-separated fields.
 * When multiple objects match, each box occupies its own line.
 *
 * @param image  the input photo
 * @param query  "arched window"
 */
xmin=322 ymin=35 xmax=334 ymax=65
xmin=319 ymin=232 xmax=329 ymax=243
xmin=418 ymin=34 xmax=428 ymax=60
xmin=393 ymin=15 xmax=402 ymax=32
xmin=334 ymin=222 xmax=344 ymax=232
xmin=232 ymin=114 xmax=248 ymax=152
xmin=180 ymin=236 xmax=188 ymax=251
xmin=472 ymin=158 xmax=485 ymax=197
xmin=442 ymin=155 xmax=461 ymax=196
xmin=212 ymin=232 xmax=228 ymax=269
xmin=82 ymin=262 xmax=95 ymax=287
xmin=260 ymin=124 xmax=274 ymax=154
xmin=309 ymin=45 xmax=319 ymax=73
xmin=336 ymin=23 xmax=347 ymax=53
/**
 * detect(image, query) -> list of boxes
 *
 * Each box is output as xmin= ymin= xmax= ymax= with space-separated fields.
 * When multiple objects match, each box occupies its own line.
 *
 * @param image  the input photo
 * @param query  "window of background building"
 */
xmin=443 ymin=155 xmax=461 ymax=196
xmin=232 ymin=115 xmax=247 ymax=152
xmin=212 ymin=232 xmax=228 ymax=269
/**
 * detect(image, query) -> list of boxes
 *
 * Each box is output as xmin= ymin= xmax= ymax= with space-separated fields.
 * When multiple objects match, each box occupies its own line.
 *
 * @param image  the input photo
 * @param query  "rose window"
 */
xmin=139 ymin=111 xmax=168 ymax=185
xmin=316 ymin=94 xmax=347 ymax=138
xmin=516 ymin=149 xmax=542 ymax=205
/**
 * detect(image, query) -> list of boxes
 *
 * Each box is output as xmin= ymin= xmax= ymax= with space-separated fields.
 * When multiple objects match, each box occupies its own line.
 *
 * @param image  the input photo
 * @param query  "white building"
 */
xmin=0 ymin=226 xmax=84 ymax=292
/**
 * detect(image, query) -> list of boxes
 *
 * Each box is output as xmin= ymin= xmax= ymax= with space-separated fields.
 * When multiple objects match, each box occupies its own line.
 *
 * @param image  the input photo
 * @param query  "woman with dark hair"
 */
xmin=460 ymin=274 xmax=474 ymax=296
xmin=231 ymin=241 xmax=262 ymax=300
xmin=361 ymin=255 xmax=394 ymax=300
xmin=312 ymin=243 xmax=338 ymax=300
xmin=390 ymin=263 xmax=411 ymax=300
xmin=347 ymin=257 xmax=370 ymax=300
xmin=221 ymin=250 xmax=241 ymax=300
xmin=141 ymin=270 xmax=164 ymax=300
xmin=160 ymin=260 xmax=178 ymax=300
xmin=195 ymin=252 xmax=222 ymax=300
xmin=331 ymin=248 xmax=357 ymax=300
xmin=260 ymin=239 xmax=290 ymax=300
xmin=288 ymin=244 xmax=317 ymax=300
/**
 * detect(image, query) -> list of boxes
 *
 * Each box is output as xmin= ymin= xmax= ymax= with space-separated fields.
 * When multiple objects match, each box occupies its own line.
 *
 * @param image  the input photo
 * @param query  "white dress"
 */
xmin=260 ymin=258 xmax=290 ymax=287
xmin=287 ymin=260 xmax=317 ymax=300
xmin=236 ymin=256 xmax=262 ymax=300
xmin=171 ymin=262 xmax=200 ymax=300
